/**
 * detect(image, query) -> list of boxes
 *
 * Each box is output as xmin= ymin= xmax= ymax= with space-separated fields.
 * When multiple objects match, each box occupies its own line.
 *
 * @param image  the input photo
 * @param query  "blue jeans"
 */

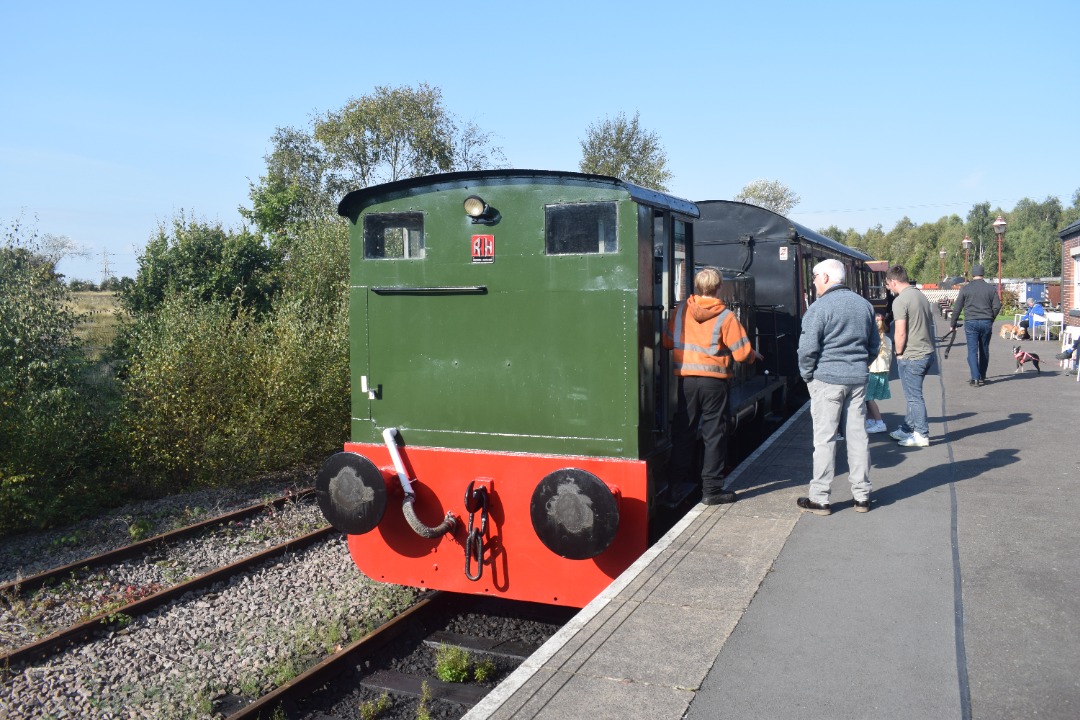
xmin=964 ymin=319 xmax=993 ymax=381
xmin=897 ymin=354 xmax=934 ymax=436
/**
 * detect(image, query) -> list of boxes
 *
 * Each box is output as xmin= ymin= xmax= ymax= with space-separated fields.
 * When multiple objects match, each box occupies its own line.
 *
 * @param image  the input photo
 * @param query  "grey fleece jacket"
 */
xmin=950 ymin=278 xmax=1001 ymax=325
xmin=798 ymin=284 xmax=880 ymax=385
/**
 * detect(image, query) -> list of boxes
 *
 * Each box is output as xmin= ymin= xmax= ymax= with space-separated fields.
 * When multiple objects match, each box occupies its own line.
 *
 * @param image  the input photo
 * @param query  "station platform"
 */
xmin=465 ymin=326 xmax=1080 ymax=719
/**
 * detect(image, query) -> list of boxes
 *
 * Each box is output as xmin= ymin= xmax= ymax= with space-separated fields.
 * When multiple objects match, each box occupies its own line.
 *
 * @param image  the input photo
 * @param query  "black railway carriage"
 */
xmin=693 ymin=200 xmax=886 ymax=389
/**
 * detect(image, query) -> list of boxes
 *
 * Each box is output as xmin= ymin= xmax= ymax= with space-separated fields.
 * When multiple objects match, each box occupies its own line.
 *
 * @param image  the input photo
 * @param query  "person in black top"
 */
xmin=949 ymin=264 xmax=1002 ymax=386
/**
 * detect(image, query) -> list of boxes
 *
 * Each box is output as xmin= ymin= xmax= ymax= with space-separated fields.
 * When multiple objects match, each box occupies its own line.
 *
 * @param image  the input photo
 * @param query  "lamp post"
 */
xmin=993 ymin=215 xmax=1007 ymax=300
xmin=962 ymin=235 xmax=973 ymax=279
xmin=939 ymin=248 xmax=947 ymax=282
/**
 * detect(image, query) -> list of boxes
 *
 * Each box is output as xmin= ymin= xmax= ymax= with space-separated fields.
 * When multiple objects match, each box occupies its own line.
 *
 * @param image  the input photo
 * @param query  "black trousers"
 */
xmin=671 ymin=375 xmax=731 ymax=497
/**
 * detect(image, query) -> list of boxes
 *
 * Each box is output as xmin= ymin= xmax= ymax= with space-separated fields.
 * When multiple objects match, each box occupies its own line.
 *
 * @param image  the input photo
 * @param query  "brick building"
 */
xmin=1060 ymin=218 xmax=1080 ymax=328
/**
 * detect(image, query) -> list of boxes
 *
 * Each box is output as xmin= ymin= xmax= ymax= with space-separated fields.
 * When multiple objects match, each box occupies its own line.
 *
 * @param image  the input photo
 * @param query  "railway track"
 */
xmin=1 ymin=489 xmax=328 ymax=669
xmin=2 ymin=527 xmax=414 ymax=718
xmin=225 ymin=593 xmax=576 ymax=720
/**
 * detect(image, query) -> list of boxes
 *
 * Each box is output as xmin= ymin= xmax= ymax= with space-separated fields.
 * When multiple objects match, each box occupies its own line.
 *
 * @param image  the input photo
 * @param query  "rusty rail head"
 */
xmin=0 ymin=488 xmax=315 ymax=597
xmin=223 ymin=592 xmax=449 ymax=720
xmin=0 ymin=524 xmax=335 ymax=672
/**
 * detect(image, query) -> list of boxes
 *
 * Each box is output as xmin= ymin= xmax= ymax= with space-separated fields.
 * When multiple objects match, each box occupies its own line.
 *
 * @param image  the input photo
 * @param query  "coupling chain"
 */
xmin=464 ymin=481 xmax=489 ymax=581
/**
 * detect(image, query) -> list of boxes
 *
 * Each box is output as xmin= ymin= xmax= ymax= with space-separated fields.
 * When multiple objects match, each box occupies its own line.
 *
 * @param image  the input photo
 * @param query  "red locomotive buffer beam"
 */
xmin=331 ymin=442 xmax=647 ymax=608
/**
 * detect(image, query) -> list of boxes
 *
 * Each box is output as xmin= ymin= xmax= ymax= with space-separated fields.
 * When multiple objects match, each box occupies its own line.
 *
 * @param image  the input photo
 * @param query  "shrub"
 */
xmin=0 ymin=219 xmax=116 ymax=533
xmin=117 ymin=291 xmax=348 ymax=492
xmin=1001 ymin=288 xmax=1021 ymax=315
xmin=120 ymin=212 xmax=281 ymax=317
xmin=434 ymin=644 xmax=472 ymax=683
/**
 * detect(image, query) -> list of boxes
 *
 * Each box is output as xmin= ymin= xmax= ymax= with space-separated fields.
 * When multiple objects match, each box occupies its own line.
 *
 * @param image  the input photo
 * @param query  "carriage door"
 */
xmin=800 ymin=247 xmax=818 ymax=313
xmin=642 ymin=208 xmax=691 ymax=450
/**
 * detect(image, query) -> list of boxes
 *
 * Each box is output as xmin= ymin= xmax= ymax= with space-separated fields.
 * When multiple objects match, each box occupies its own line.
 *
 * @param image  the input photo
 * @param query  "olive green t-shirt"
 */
xmin=893 ymin=286 xmax=936 ymax=359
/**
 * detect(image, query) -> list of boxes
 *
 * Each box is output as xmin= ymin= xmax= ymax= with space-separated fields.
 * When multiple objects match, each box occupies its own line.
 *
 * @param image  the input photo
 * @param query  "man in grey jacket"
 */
xmin=950 ymin=264 xmax=1001 ymax=386
xmin=796 ymin=258 xmax=880 ymax=515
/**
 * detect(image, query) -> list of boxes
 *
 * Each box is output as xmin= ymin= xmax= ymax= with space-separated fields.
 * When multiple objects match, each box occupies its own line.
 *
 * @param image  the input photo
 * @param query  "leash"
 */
xmin=939 ymin=325 xmax=960 ymax=359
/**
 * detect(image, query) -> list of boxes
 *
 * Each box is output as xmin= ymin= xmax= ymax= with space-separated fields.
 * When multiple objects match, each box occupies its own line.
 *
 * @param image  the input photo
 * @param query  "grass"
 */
xmin=69 ymin=290 xmax=121 ymax=358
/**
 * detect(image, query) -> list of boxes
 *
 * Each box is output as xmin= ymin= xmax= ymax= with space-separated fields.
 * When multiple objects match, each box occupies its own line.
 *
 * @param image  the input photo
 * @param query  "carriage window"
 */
xmin=364 ymin=212 xmax=425 ymax=259
xmin=545 ymin=202 xmax=617 ymax=255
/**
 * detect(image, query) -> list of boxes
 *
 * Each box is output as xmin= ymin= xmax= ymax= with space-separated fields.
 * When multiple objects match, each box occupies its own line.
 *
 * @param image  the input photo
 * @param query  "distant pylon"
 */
xmin=101 ymin=248 xmax=115 ymax=286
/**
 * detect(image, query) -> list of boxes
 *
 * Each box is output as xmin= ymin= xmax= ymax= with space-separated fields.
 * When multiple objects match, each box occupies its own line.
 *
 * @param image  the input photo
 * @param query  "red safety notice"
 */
xmin=472 ymin=234 xmax=494 ymax=263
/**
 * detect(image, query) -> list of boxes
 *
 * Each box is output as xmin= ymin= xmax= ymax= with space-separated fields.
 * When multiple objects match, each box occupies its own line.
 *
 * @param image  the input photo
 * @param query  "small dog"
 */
xmin=999 ymin=324 xmax=1022 ymax=340
xmin=1013 ymin=346 xmax=1041 ymax=373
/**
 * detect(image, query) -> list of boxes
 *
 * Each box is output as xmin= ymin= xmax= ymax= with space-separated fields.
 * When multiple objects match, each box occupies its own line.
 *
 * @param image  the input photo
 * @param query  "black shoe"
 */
xmin=977 ymin=379 xmax=985 ymax=386
xmin=702 ymin=490 xmax=738 ymax=505
xmin=797 ymin=497 xmax=832 ymax=515
xmin=854 ymin=498 xmax=871 ymax=513
xmin=968 ymin=379 xmax=977 ymax=387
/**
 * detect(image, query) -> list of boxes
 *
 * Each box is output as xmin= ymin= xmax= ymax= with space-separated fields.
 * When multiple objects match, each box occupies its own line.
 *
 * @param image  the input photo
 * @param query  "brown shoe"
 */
xmin=796 ymin=497 xmax=832 ymax=516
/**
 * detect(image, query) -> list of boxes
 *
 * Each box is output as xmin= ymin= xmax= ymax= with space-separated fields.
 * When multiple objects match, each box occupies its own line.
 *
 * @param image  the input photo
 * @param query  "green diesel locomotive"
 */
xmin=316 ymin=169 xmax=784 ymax=607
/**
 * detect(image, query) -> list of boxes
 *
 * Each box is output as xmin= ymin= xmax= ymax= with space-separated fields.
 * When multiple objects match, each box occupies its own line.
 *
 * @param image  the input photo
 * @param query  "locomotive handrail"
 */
xmin=372 ymin=286 xmax=488 ymax=295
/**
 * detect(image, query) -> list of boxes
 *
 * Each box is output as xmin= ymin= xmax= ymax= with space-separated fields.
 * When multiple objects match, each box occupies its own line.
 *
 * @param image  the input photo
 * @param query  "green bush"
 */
xmin=1001 ymin=288 xmax=1021 ymax=315
xmin=0 ymin=211 xmax=351 ymax=533
xmin=118 ymin=291 xmax=348 ymax=492
xmin=120 ymin=212 xmax=281 ymax=317
xmin=0 ymin=220 xmax=116 ymax=533
xmin=434 ymin=644 xmax=472 ymax=683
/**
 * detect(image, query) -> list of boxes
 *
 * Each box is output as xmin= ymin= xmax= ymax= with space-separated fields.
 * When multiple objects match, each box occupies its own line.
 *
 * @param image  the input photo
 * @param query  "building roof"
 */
xmin=1058 ymin=218 xmax=1080 ymax=240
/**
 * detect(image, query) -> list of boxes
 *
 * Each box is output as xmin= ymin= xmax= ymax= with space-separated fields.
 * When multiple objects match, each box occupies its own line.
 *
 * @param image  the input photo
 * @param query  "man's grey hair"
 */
xmin=813 ymin=258 xmax=846 ymax=283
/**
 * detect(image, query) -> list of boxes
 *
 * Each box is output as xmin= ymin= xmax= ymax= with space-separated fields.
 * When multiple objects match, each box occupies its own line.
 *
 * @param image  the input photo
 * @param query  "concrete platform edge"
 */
xmin=463 ymin=404 xmax=810 ymax=720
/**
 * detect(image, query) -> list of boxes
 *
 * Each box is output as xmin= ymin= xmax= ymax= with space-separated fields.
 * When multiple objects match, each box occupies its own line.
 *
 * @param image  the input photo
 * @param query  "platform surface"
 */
xmin=465 ymin=325 xmax=1080 ymax=720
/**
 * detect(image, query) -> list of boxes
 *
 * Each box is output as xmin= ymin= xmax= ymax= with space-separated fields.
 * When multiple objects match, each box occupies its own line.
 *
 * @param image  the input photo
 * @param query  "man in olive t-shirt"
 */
xmin=886 ymin=265 xmax=936 ymax=448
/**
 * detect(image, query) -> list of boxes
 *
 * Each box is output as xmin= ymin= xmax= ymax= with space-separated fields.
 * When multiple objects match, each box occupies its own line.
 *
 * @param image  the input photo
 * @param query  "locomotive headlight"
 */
xmin=464 ymin=195 xmax=488 ymax=218
xmin=464 ymin=195 xmax=500 ymax=224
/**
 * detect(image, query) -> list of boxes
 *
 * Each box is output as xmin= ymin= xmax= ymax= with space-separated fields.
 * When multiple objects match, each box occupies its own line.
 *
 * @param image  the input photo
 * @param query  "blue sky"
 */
xmin=2 ymin=0 xmax=1077 ymax=282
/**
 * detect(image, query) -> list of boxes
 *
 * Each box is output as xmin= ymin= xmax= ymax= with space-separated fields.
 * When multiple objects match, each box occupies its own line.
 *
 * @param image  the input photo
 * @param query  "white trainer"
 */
xmin=869 ymin=420 xmax=888 ymax=433
xmin=889 ymin=427 xmax=911 ymax=441
xmin=898 ymin=431 xmax=929 ymax=447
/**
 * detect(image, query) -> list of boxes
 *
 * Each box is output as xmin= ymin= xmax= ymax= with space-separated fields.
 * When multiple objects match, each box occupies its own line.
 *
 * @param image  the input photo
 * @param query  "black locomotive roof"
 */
xmin=337 ymin=169 xmax=700 ymax=222
xmin=695 ymin=199 xmax=874 ymax=262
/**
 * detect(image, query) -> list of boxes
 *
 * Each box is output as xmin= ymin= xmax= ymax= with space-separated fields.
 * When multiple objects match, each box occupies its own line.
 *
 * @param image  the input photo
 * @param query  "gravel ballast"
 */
xmin=0 ymin=474 xmax=418 ymax=719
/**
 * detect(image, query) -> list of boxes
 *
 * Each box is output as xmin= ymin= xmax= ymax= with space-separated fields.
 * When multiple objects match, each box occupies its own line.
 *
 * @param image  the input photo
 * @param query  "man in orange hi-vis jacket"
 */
xmin=664 ymin=266 xmax=762 ymax=505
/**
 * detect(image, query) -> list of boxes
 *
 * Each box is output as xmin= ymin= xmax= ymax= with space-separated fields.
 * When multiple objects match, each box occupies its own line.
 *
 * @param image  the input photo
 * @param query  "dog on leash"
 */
xmin=1013 ymin=346 xmax=1041 ymax=373
xmin=1000 ymin=324 xmax=1022 ymax=340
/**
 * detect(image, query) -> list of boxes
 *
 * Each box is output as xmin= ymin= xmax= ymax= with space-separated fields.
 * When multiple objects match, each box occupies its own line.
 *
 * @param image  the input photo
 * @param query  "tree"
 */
xmin=966 ymin=202 xmax=993 ymax=267
xmin=579 ymin=111 xmax=672 ymax=191
xmin=315 ymin=83 xmax=456 ymax=191
xmin=244 ymin=84 xmax=506 ymax=238
xmin=1006 ymin=196 xmax=1062 ymax=278
xmin=0 ymin=218 xmax=107 ymax=532
xmin=241 ymin=126 xmax=335 ymax=238
xmin=121 ymin=213 xmax=282 ymax=317
xmin=1061 ymin=188 xmax=1080 ymax=230
xmin=734 ymin=179 xmax=801 ymax=215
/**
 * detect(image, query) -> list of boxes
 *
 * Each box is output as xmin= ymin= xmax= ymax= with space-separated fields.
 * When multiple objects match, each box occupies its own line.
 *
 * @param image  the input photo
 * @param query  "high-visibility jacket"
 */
xmin=663 ymin=295 xmax=754 ymax=379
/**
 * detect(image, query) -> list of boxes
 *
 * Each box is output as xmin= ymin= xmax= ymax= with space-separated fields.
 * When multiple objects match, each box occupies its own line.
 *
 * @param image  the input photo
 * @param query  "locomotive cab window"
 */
xmin=364 ymin=212 xmax=425 ymax=259
xmin=545 ymin=202 xmax=617 ymax=255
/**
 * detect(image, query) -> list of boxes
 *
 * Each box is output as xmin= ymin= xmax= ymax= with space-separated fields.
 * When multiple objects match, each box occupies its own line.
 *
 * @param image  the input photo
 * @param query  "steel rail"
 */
xmin=1 ymin=524 xmax=336 ymax=670
xmin=0 ymin=488 xmax=315 ymax=597
xmin=224 ymin=592 xmax=450 ymax=720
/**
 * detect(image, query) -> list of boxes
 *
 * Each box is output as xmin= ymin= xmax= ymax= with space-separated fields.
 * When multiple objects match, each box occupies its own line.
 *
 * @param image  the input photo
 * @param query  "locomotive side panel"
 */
xmin=348 ymin=180 xmax=641 ymax=457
